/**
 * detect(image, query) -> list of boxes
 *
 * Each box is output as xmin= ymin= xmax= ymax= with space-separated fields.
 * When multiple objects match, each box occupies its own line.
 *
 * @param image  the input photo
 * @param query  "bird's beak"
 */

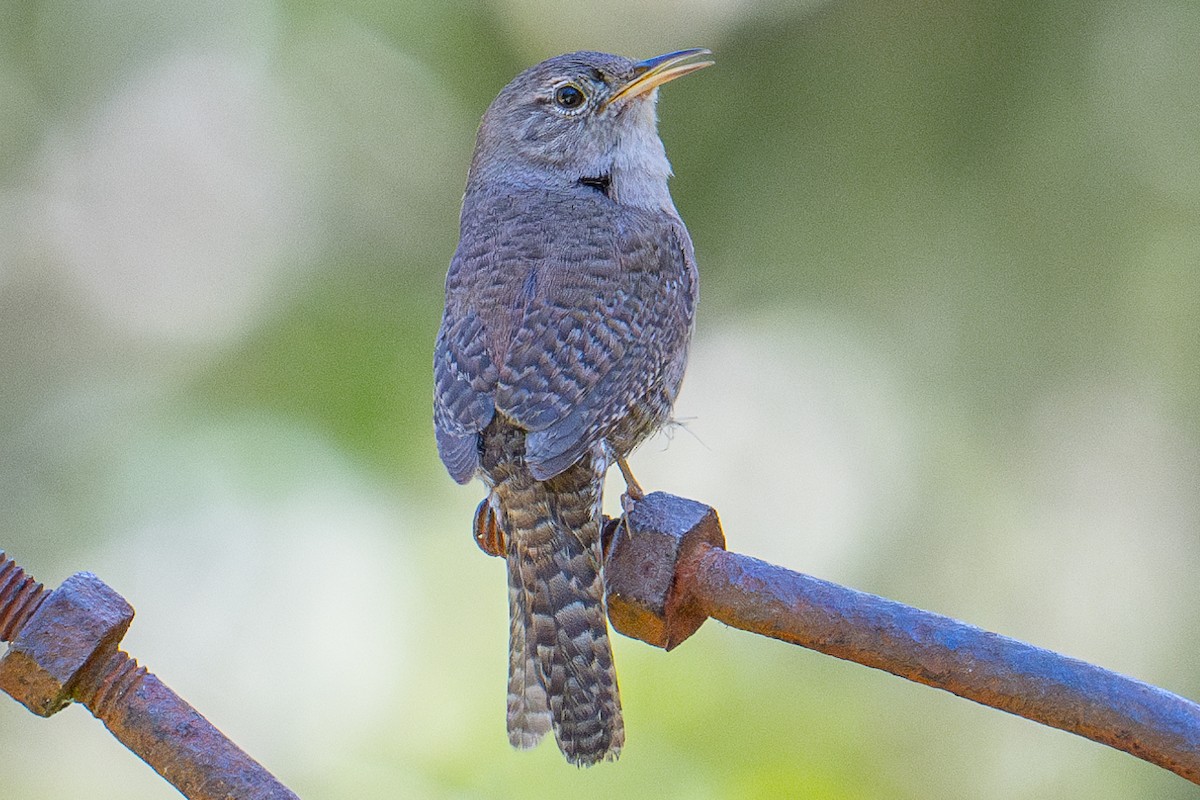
xmin=604 ymin=48 xmax=714 ymax=109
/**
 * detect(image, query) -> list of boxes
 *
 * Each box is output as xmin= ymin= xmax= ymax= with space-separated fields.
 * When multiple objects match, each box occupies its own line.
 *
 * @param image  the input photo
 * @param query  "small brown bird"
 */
xmin=433 ymin=48 xmax=711 ymax=766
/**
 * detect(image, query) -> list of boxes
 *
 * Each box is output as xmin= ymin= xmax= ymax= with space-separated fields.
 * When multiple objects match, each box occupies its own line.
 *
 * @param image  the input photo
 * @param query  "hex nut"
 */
xmin=605 ymin=491 xmax=726 ymax=650
xmin=0 ymin=572 xmax=134 ymax=716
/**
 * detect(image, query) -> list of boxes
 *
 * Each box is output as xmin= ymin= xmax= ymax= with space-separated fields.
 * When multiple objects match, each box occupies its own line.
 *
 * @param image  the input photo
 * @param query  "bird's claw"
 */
xmin=473 ymin=497 xmax=506 ymax=558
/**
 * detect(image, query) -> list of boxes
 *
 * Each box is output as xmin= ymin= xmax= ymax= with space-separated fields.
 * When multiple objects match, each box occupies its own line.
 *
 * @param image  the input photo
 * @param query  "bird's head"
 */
xmin=467 ymin=49 xmax=712 ymax=211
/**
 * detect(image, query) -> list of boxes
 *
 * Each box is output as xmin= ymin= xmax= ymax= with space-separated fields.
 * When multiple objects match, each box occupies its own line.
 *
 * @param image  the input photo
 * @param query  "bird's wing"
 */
xmin=434 ymin=192 xmax=525 ymax=483
xmin=434 ymin=304 xmax=497 ymax=483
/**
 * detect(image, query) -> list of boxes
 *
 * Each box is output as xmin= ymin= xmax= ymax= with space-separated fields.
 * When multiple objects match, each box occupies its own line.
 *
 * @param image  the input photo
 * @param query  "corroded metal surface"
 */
xmin=605 ymin=494 xmax=1200 ymax=785
xmin=0 ymin=551 xmax=299 ymax=800
xmin=603 ymin=492 xmax=724 ymax=650
xmin=0 ymin=572 xmax=133 ymax=716
xmin=75 ymin=649 xmax=298 ymax=800
xmin=0 ymin=553 xmax=47 ymax=641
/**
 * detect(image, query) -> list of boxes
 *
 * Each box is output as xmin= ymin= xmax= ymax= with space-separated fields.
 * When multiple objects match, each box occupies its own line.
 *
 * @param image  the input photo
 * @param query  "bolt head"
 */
xmin=604 ymin=491 xmax=725 ymax=650
xmin=0 ymin=572 xmax=134 ymax=716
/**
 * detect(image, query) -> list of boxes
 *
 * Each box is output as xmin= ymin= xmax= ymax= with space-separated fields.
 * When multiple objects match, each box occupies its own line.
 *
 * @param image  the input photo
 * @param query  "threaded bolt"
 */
xmin=0 ymin=551 xmax=298 ymax=800
xmin=0 ymin=552 xmax=48 ymax=642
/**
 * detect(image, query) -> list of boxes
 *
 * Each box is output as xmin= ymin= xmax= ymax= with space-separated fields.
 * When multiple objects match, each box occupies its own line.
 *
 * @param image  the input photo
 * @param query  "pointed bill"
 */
xmin=605 ymin=48 xmax=714 ymax=108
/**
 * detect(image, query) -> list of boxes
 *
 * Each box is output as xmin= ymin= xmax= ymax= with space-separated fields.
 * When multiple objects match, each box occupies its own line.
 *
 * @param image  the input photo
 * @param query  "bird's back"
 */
xmin=435 ymin=184 xmax=698 ymax=483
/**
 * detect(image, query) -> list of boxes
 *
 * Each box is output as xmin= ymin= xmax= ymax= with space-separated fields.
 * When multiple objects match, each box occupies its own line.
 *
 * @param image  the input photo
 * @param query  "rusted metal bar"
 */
xmin=603 ymin=492 xmax=1200 ymax=786
xmin=0 ymin=551 xmax=299 ymax=800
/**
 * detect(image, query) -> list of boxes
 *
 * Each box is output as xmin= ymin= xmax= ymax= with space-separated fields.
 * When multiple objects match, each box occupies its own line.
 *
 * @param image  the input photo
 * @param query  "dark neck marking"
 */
xmin=579 ymin=174 xmax=613 ymax=198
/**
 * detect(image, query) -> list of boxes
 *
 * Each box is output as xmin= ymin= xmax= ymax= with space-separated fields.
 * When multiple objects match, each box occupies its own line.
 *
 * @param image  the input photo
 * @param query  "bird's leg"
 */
xmin=616 ymin=456 xmax=645 ymax=520
xmin=473 ymin=496 xmax=506 ymax=558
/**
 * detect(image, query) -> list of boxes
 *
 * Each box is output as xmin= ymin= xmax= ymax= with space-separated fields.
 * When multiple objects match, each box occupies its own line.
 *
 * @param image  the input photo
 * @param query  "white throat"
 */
xmin=607 ymin=104 xmax=677 ymax=215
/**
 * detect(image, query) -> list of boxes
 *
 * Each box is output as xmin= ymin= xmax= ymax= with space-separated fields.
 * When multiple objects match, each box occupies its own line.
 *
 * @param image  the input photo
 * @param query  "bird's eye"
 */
xmin=553 ymin=83 xmax=586 ymax=111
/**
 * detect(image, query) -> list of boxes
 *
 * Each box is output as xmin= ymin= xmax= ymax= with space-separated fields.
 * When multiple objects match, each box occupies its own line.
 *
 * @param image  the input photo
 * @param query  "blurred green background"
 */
xmin=2 ymin=0 xmax=1198 ymax=797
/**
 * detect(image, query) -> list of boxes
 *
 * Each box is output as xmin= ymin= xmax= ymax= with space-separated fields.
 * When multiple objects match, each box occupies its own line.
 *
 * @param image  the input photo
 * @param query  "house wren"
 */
xmin=433 ymin=48 xmax=711 ymax=766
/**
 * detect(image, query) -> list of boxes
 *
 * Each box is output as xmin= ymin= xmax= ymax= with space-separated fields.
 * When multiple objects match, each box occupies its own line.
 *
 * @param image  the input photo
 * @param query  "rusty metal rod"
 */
xmin=684 ymin=543 xmax=1200 ymax=785
xmin=0 ymin=552 xmax=299 ymax=800
xmin=602 ymin=492 xmax=1200 ymax=785
xmin=75 ymin=648 xmax=298 ymax=800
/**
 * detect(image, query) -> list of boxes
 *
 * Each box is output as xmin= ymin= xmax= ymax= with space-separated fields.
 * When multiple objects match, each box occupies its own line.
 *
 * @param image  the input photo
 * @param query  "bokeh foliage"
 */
xmin=1 ymin=1 xmax=1197 ymax=798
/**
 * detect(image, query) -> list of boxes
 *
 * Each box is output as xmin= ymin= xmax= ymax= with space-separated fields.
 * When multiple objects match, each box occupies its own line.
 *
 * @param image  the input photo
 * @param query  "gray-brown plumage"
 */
xmin=433 ymin=49 xmax=711 ymax=766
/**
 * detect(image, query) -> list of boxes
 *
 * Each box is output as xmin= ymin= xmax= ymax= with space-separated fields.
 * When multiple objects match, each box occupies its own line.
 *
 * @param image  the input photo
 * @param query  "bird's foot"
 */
xmin=616 ymin=456 xmax=645 ymax=526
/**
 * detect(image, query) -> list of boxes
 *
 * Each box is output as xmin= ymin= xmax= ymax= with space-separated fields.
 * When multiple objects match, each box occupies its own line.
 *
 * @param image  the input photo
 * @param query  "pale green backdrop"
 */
xmin=1 ymin=1 xmax=1197 ymax=797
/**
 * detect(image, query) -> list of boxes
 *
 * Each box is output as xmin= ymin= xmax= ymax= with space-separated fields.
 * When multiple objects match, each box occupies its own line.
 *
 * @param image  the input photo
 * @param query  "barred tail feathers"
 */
xmin=501 ymin=462 xmax=624 ymax=766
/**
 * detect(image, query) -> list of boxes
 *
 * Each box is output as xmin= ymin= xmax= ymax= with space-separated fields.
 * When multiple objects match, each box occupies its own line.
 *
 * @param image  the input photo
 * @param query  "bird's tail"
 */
xmin=498 ymin=456 xmax=624 ymax=767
